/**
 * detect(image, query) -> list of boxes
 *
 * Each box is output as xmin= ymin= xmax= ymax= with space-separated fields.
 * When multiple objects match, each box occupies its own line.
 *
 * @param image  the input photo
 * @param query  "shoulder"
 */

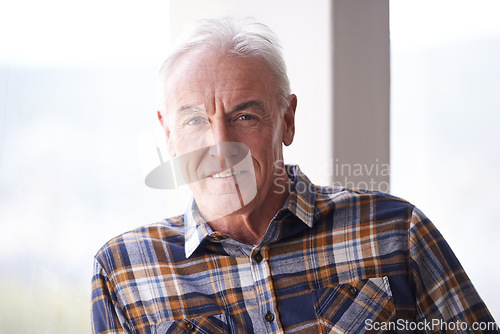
xmin=308 ymin=184 xmax=420 ymax=237
xmin=94 ymin=215 xmax=185 ymax=273
xmin=315 ymin=184 xmax=415 ymax=217
xmin=287 ymin=165 xmax=417 ymax=228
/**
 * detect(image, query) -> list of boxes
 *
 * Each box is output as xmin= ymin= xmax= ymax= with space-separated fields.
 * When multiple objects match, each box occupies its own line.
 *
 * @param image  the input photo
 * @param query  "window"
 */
xmin=391 ymin=0 xmax=500 ymax=320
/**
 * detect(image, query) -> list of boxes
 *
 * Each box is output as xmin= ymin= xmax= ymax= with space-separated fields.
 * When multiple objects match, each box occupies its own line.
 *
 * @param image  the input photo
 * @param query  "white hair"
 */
xmin=158 ymin=17 xmax=291 ymax=115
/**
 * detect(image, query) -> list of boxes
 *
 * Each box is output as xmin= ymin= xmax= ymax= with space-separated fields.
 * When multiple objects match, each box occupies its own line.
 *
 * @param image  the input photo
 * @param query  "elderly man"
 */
xmin=91 ymin=18 xmax=497 ymax=333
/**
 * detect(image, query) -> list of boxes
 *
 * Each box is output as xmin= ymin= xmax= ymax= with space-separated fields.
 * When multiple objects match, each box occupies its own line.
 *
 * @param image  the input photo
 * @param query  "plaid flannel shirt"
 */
xmin=91 ymin=165 xmax=497 ymax=333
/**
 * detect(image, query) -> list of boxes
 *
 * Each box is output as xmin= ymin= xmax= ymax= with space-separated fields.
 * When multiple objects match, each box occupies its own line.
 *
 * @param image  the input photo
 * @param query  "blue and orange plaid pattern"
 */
xmin=91 ymin=165 xmax=497 ymax=333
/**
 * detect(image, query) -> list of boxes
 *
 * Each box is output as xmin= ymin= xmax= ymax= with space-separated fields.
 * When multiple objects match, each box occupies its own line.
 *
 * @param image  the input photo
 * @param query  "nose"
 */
xmin=208 ymin=119 xmax=239 ymax=164
xmin=210 ymin=117 xmax=232 ymax=144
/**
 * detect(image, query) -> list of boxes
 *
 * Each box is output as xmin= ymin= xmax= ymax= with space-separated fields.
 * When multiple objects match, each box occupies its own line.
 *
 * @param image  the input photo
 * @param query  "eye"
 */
xmin=186 ymin=116 xmax=207 ymax=125
xmin=238 ymin=114 xmax=254 ymax=121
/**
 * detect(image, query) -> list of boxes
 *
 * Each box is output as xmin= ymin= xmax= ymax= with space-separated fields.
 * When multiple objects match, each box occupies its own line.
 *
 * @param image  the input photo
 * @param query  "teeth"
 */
xmin=211 ymin=171 xmax=243 ymax=178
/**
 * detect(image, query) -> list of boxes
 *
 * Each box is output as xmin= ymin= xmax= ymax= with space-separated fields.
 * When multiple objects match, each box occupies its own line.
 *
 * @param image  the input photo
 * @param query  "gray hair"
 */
xmin=158 ymin=17 xmax=291 ymax=115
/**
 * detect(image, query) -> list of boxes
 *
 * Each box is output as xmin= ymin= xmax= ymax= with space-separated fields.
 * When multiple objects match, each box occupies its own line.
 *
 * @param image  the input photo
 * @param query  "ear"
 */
xmin=157 ymin=111 xmax=176 ymax=157
xmin=282 ymin=94 xmax=297 ymax=146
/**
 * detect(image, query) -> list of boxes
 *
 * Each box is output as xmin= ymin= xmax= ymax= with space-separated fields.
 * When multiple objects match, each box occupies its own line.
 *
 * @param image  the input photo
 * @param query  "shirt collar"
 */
xmin=285 ymin=165 xmax=316 ymax=228
xmin=184 ymin=199 xmax=211 ymax=258
xmin=183 ymin=164 xmax=317 ymax=258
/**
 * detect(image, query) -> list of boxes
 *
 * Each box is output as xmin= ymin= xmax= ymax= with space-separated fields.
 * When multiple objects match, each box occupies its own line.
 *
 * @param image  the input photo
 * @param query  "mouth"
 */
xmin=209 ymin=170 xmax=246 ymax=179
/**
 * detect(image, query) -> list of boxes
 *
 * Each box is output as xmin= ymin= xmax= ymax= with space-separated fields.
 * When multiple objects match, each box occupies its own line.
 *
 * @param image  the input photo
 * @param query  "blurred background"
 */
xmin=0 ymin=0 xmax=498 ymax=332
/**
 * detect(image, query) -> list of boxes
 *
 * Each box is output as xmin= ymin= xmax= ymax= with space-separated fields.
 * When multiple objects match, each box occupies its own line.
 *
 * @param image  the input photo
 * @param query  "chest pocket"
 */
xmin=154 ymin=313 xmax=229 ymax=334
xmin=313 ymin=276 xmax=395 ymax=333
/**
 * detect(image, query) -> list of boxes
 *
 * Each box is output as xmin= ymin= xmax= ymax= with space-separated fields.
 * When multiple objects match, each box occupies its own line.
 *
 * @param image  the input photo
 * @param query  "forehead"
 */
xmin=163 ymin=50 xmax=278 ymax=108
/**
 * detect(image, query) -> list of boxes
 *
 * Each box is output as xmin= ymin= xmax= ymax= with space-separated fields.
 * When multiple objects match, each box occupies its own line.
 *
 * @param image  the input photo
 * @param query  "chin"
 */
xmin=191 ymin=169 xmax=258 ymax=220
xmin=195 ymin=192 xmax=246 ymax=221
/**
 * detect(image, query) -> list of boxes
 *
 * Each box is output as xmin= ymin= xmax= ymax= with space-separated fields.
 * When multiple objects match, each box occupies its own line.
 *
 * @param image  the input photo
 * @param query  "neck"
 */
xmin=207 ymin=179 xmax=290 ymax=245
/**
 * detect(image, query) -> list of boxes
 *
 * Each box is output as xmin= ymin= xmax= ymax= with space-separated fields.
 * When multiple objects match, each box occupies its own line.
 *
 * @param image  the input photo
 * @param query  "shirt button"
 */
xmin=185 ymin=321 xmax=195 ymax=331
xmin=265 ymin=312 xmax=275 ymax=322
xmin=253 ymin=252 xmax=263 ymax=263
xmin=348 ymin=286 xmax=358 ymax=296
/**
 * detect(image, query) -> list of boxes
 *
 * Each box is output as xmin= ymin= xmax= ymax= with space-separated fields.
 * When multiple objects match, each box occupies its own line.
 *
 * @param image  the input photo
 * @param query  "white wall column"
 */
xmin=332 ymin=0 xmax=390 ymax=191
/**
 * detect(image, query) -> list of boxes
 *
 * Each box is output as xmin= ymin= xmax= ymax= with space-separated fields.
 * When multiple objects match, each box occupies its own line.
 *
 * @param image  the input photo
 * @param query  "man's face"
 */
xmin=161 ymin=50 xmax=295 ymax=220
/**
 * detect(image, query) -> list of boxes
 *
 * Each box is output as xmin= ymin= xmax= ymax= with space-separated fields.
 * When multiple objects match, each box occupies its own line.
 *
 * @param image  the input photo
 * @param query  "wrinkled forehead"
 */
xmin=161 ymin=49 xmax=280 ymax=115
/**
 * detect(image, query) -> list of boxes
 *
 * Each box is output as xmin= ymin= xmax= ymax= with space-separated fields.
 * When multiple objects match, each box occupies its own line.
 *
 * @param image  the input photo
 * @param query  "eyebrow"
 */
xmin=175 ymin=100 xmax=266 ymax=116
xmin=173 ymin=105 xmax=206 ymax=125
xmin=230 ymin=100 xmax=266 ymax=114
xmin=176 ymin=105 xmax=205 ymax=113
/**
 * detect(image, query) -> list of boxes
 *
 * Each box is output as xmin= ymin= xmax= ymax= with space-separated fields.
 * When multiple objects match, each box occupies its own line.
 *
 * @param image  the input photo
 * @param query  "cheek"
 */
xmin=174 ymin=130 xmax=215 ymax=154
xmin=251 ymin=147 xmax=274 ymax=172
xmin=246 ymin=127 xmax=283 ymax=162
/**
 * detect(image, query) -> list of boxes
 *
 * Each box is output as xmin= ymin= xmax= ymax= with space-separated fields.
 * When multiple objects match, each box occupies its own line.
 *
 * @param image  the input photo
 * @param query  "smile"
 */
xmin=210 ymin=170 xmax=245 ymax=178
